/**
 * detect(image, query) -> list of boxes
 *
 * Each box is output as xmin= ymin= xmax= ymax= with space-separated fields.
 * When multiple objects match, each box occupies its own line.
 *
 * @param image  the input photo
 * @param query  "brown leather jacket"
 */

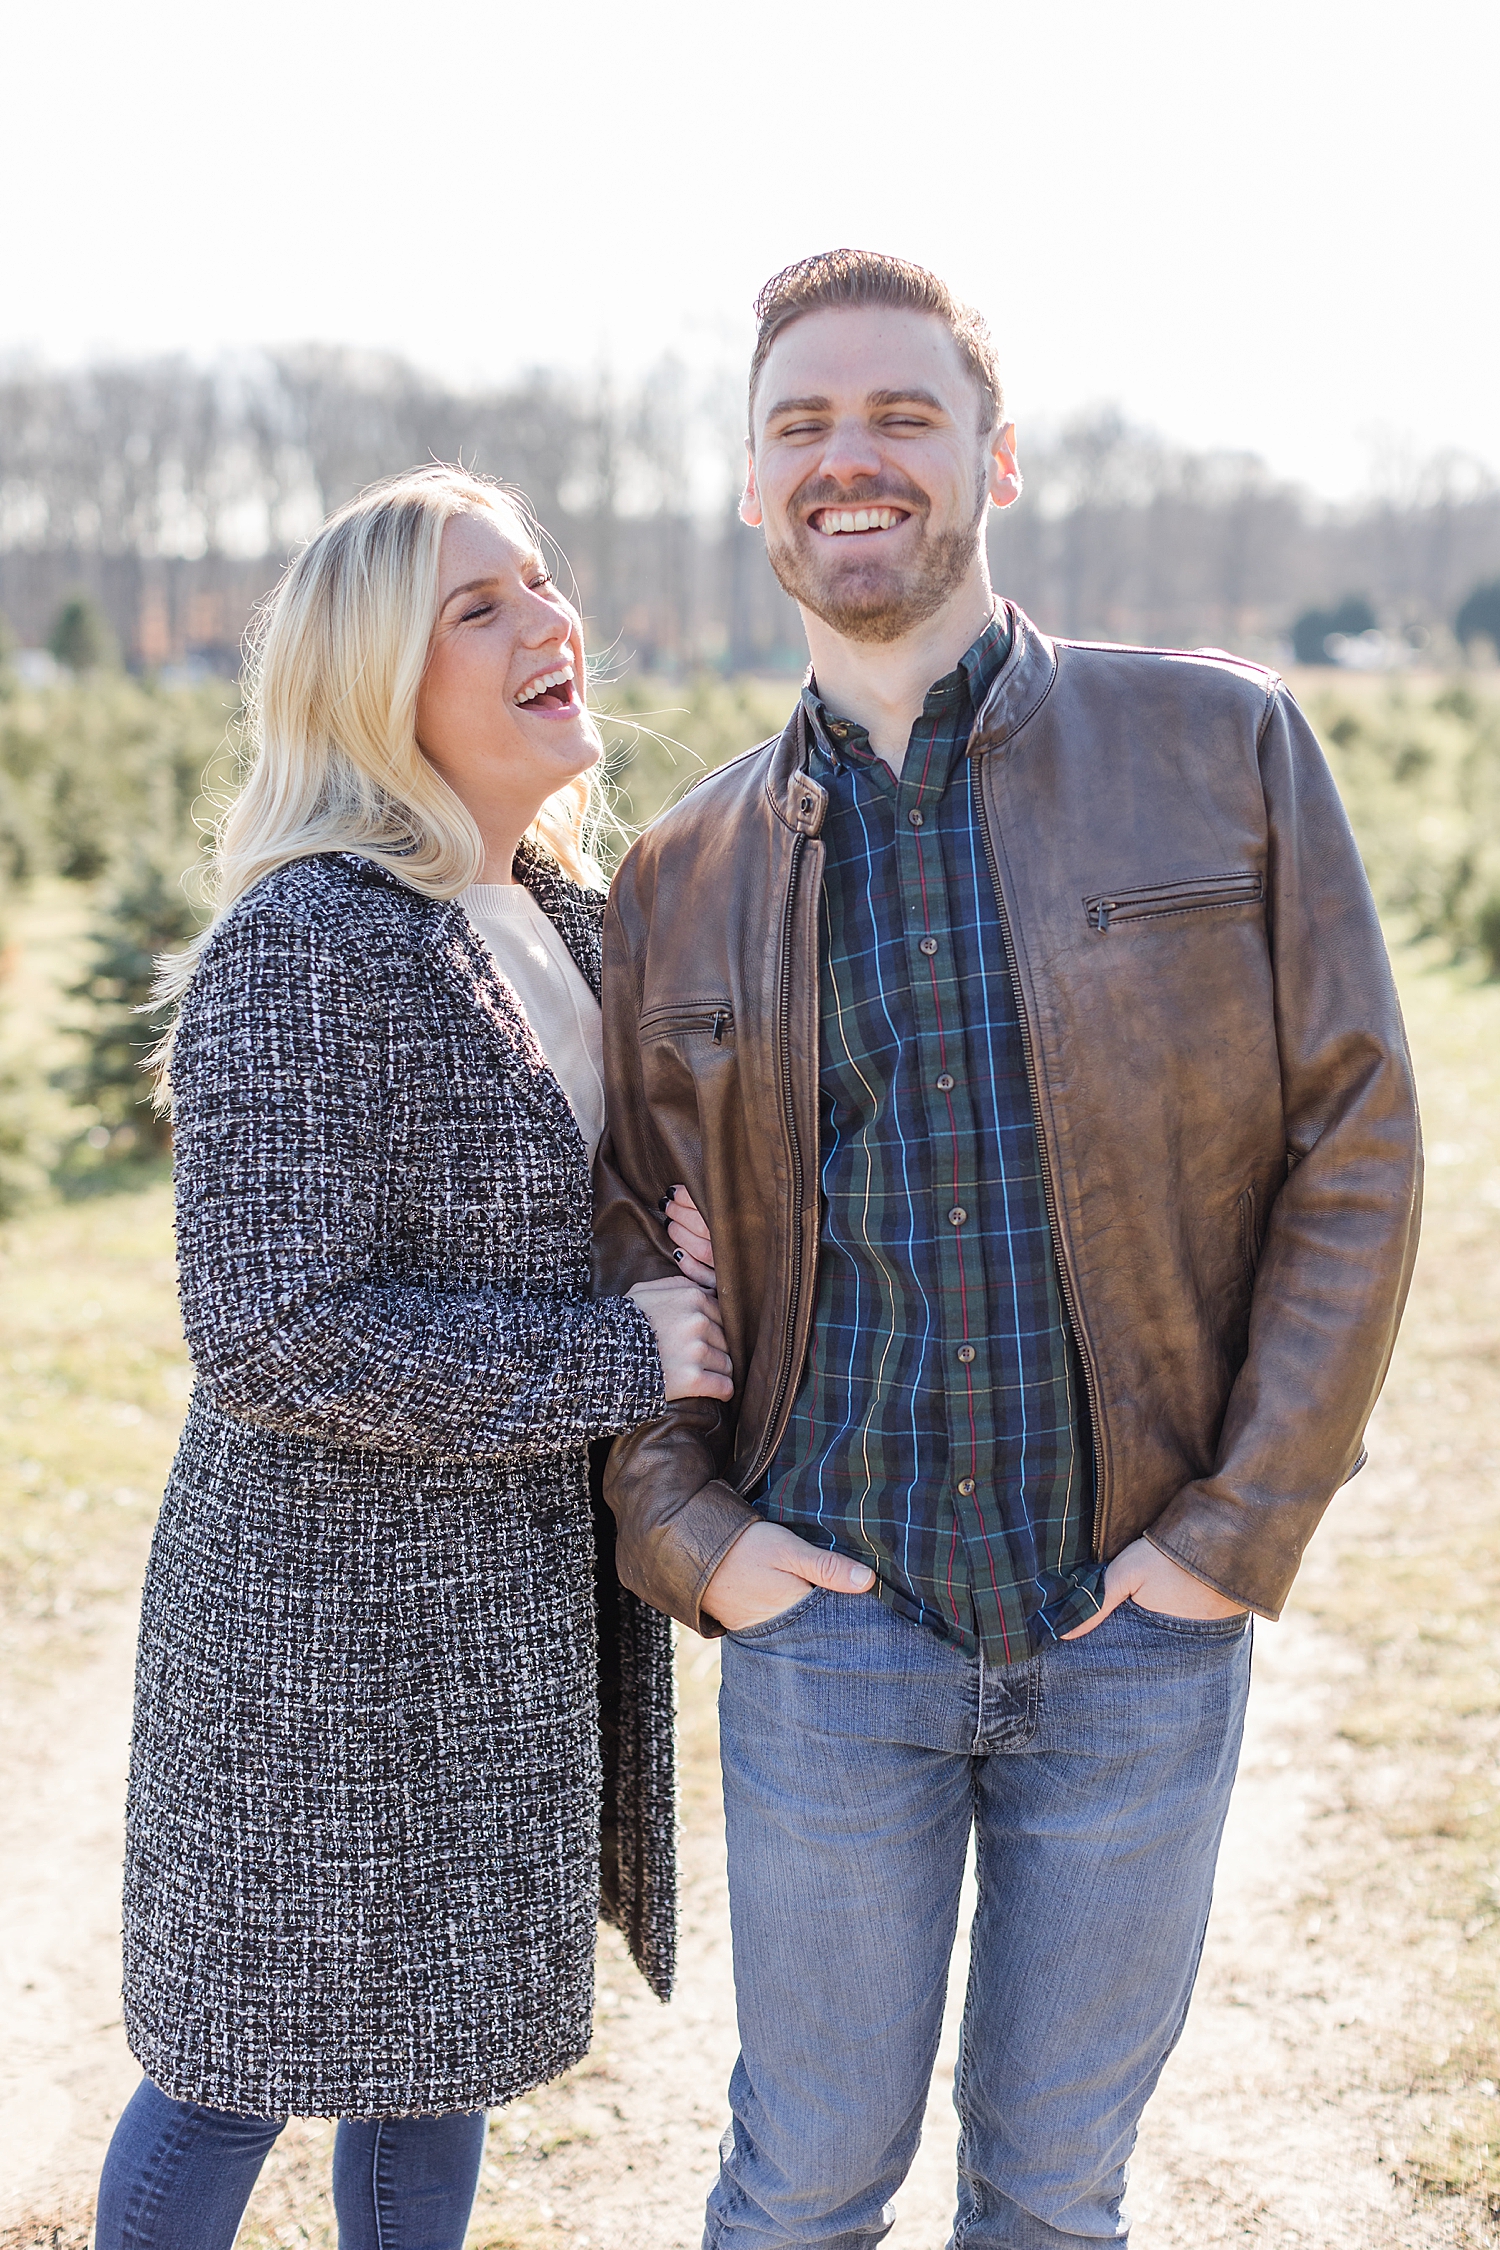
xmin=592 ymin=605 xmax=1422 ymax=1631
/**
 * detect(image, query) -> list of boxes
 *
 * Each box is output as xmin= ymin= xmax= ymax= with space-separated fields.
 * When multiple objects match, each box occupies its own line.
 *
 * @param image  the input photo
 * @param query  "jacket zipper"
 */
xmin=735 ymin=831 xmax=808 ymax=1492
xmin=972 ymin=765 xmax=1109 ymax=1554
xmin=637 ymin=1005 xmax=733 ymax=1044
xmin=1085 ymin=871 xmax=1262 ymax=932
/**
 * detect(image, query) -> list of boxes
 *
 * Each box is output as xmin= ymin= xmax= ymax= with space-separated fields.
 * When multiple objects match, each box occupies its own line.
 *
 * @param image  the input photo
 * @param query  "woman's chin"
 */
xmin=565 ymin=710 xmax=605 ymax=773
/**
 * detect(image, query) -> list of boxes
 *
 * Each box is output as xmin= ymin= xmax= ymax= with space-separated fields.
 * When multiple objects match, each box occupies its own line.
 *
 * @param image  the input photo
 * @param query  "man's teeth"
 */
xmin=515 ymin=664 xmax=574 ymax=706
xmin=816 ymin=508 xmax=905 ymax=534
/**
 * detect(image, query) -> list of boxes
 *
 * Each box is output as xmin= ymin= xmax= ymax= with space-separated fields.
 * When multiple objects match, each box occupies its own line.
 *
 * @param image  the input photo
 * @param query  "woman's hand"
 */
xmin=627 ymin=1276 xmax=734 ymax=1403
xmin=662 ymin=1184 xmax=716 ymax=1287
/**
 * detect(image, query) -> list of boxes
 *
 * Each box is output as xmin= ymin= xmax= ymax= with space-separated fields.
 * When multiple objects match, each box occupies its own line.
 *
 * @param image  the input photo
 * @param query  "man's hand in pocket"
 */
xmin=703 ymin=1520 xmax=875 ymax=1633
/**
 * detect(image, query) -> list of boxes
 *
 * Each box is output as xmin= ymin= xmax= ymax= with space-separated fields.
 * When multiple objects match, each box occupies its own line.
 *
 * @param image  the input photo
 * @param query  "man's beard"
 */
xmin=763 ymin=468 xmax=989 ymax=644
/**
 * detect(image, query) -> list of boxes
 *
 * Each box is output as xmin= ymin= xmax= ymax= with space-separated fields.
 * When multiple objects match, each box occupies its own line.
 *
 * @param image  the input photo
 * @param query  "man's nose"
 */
xmin=815 ymin=416 xmax=884 ymax=487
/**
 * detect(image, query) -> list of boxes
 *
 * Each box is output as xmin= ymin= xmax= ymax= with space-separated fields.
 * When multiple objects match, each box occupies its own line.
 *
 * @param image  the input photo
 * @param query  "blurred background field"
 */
xmin=4 ymin=656 xmax=1500 ymax=1218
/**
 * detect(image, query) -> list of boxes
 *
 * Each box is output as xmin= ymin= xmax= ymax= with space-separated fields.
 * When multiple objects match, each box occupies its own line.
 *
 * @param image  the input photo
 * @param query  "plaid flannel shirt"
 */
xmin=759 ymin=611 xmax=1106 ymax=1660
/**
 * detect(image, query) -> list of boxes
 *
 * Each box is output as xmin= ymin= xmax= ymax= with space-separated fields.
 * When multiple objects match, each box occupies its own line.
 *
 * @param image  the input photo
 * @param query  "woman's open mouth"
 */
xmin=513 ymin=662 xmax=579 ymax=715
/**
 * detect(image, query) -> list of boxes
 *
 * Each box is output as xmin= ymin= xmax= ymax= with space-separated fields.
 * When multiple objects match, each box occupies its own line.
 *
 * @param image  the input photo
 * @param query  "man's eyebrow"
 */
xmin=762 ymin=388 xmax=949 ymax=420
xmin=866 ymin=388 xmax=947 ymax=413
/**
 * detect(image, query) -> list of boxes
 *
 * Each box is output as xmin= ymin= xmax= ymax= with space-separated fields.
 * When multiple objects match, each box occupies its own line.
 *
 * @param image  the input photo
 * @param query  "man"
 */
xmin=593 ymin=249 xmax=1421 ymax=2248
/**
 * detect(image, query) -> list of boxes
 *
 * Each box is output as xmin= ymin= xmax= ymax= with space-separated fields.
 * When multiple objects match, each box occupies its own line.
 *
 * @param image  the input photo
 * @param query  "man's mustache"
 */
xmin=792 ymin=475 xmax=930 ymax=521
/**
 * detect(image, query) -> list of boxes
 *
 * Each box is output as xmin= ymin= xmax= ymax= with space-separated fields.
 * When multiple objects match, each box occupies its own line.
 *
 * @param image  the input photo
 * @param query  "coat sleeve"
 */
xmin=1145 ymin=684 xmax=1423 ymax=1613
xmin=172 ymin=900 xmax=667 ymax=1461
xmin=591 ymin=885 xmax=760 ymax=1631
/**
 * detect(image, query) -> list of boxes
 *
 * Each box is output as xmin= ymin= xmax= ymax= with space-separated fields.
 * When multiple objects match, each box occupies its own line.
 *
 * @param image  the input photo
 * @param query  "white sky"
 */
xmin=3 ymin=0 xmax=1495 ymax=499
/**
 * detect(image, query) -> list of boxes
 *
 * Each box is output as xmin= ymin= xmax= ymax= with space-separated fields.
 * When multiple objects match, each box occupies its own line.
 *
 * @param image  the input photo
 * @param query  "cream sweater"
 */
xmin=461 ymin=883 xmax=607 ymax=1161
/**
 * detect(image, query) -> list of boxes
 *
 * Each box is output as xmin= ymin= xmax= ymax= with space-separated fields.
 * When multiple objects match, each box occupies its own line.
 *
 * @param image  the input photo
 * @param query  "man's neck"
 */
xmin=801 ymin=574 xmax=1000 ymax=777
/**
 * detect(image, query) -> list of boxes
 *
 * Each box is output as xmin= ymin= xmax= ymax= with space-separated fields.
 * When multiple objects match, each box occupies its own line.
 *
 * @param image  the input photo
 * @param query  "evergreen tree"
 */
xmin=0 ymin=1050 xmax=41 ymax=1217
xmin=55 ymin=843 xmax=205 ymax=1158
xmin=1290 ymin=595 xmax=1379 ymax=666
xmin=1456 ymin=579 xmax=1500 ymax=655
xmin=47 ymin=592 xmax=120 ymax=675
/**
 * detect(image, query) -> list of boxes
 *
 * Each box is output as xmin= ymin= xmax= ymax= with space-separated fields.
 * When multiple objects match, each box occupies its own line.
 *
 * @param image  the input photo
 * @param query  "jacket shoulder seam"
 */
xmin=680 ymin=735 xmax=780 ymax=799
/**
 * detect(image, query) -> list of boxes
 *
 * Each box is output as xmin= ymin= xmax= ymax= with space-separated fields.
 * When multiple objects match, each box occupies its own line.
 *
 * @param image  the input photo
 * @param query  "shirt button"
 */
xmin=957 ymin=1477 xmax=977 ymax=1496
xmin=936 ymin=1072 xmax=954 ymax=1090
xmin=948 ymin=1206 xmax=967 ymax=1227
xmin=957 ymin=1344 xmax=976 ymax=1363
xmin=908 ymin=808 xmax=925 ymax=826
xmin=918 ymin=937 xmax=939 ymax=956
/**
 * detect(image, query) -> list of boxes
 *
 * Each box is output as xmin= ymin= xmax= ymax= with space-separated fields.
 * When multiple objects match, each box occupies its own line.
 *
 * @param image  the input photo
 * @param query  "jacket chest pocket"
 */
xmin=638 ymin=1002 xmax=735 ymax=1048
xmin=1083 ymin=869 xmax=1263 ymax=933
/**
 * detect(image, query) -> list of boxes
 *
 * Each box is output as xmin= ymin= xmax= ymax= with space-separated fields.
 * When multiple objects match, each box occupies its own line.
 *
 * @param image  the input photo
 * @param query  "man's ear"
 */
xmin=739 ymin=440 xmax=764 ymax=529
xmin=987 ymin=421 xmax=1023 ymax=513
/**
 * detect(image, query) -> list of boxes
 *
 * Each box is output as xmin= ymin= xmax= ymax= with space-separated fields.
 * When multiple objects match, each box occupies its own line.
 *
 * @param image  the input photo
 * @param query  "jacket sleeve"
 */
xmin=173 ymin=900 xmax=667 ymax=1460
xmin=591 ymin=886 xmax=760 ymax=1631
xmin=1144 ymin=684 xmax=1422 ymax=1613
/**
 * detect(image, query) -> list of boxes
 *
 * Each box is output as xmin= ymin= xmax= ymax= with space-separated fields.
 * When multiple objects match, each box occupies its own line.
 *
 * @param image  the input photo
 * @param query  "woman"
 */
xmin=95 ymin=466 xmax=729 ymax=2248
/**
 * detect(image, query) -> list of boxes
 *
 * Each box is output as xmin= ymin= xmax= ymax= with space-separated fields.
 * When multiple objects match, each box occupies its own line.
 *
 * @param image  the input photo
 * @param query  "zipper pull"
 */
xmin=711 ymin=1009 xmax=729 ymax=1045
xmin=1090 ymin=899 xmax=1116 ymax=932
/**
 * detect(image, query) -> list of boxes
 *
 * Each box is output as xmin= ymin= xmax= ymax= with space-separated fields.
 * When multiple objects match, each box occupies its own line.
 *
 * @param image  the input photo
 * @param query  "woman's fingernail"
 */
xmin=657 ymin=1195 xmax=670 ymax=1213
xmin=673 ymin=1249 xmax=683 ymax=1262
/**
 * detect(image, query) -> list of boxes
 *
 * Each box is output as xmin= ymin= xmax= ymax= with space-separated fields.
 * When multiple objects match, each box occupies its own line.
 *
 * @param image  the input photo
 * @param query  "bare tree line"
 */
xmin=1 ymin=351 xmax=1497 ymax=672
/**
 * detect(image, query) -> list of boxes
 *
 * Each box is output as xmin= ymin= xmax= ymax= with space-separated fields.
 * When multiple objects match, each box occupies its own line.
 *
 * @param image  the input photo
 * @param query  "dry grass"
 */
xmin=1289 ymin=938 xmax=1500 ymax=2226
xmin=0 ymin=1186 xmax=184 ymax=1660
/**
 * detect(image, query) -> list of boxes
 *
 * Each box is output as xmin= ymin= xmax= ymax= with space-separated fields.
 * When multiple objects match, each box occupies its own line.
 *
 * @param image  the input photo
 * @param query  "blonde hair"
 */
xmin=153 ymin=465 xmax=614 ymax=1071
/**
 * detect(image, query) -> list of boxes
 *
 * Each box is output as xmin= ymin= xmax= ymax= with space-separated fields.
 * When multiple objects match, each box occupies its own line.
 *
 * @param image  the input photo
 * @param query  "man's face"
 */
xmin=742 ymin=304 xmax=1020 ymax=644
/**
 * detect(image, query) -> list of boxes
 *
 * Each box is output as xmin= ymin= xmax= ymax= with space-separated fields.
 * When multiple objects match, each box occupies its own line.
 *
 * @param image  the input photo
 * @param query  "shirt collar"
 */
xmin=802 ymin=604 xmax=1011 ymax=774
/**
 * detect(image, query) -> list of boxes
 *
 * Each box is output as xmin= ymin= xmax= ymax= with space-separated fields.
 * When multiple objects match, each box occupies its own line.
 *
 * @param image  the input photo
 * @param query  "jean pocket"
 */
xmin=725 ymin=1586 xmax=827 ymax=1643
xmin=1123 ymin=1597 xmax=1249 ymax=1640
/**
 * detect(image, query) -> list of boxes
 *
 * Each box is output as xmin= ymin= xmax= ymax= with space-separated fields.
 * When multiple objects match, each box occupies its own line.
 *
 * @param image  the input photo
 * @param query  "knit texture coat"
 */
xmin=122 ymin=845 xmax=676 ymax=2120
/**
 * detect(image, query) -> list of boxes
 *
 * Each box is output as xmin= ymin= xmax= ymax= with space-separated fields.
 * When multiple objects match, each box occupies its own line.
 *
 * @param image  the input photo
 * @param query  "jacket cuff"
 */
xmin=583 ymin=1296 xmax=669 ymax=1433
xmin=1139 ymin=1523 xmax=1283 ymax=1622
xmin=605 ymin=1449 xmax=760 ymax=1633
xmin=682 ymin=1485 xmax=763 ymax=1636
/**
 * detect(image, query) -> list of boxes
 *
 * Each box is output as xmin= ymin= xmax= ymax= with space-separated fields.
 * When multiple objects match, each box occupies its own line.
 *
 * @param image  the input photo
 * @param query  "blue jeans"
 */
xmin=707 ymin=1588 xmax=1252 ymax=2250
xmin=95 ymin=2076 xmax=486 ymax=2249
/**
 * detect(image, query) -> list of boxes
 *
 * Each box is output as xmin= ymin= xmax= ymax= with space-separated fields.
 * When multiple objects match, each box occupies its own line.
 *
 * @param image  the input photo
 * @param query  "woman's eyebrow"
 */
xmin=439 ymin=574 xmax=502 ymax=613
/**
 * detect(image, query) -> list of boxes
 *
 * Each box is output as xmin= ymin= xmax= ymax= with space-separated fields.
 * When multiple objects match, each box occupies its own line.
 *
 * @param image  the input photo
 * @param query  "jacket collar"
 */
xmin=765 ymin=701 xmax=830 ymax=839
xmin=761 ymin=603 xmax=1056 ymax=831
xmin=967 ymin=603 xmax=1058 ymax=752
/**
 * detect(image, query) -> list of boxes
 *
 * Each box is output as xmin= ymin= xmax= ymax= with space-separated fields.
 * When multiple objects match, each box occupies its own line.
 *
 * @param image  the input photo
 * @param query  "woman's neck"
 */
xmin=475 ymin=837 xmax=523 ymax=885
xmin=463 ymin=796 xmax=539 ymax=886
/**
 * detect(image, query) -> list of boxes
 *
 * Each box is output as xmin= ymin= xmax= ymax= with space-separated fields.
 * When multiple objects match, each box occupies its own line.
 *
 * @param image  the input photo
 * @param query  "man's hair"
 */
xmin=748 ymin=248 xmax=1004 ymax=434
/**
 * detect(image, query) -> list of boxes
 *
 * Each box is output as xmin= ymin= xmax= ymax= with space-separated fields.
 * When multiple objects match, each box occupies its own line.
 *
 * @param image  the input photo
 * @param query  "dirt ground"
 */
xmin=3 ymin=937 xmax=1498 ymax=2249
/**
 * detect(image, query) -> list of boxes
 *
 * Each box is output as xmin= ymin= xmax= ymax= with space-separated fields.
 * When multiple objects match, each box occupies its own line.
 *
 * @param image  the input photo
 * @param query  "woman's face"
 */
xmin=415 ymin=505 xmax=602 ymax=832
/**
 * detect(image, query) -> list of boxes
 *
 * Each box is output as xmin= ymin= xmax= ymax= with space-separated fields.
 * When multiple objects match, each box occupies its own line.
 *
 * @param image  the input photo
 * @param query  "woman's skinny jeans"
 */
xmin=95 ymin=2075 xmax=487 ymax=2250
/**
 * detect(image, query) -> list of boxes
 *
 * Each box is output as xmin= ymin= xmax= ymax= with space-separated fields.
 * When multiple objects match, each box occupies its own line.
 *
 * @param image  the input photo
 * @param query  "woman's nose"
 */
xmin=520 ymin=590 xmax=575 ymax=646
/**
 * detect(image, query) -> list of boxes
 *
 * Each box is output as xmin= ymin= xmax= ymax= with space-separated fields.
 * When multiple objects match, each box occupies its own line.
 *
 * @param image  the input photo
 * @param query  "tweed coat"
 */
xmin=122 ymin=843 xmax=677 ymax=2120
